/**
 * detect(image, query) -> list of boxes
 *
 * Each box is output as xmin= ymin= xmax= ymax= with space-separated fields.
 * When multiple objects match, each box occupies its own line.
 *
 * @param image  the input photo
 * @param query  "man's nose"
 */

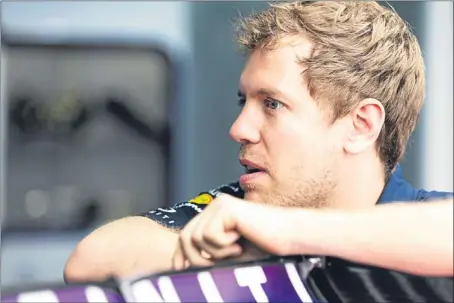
xmin=229 ymin=107 xmax=260 ymax=144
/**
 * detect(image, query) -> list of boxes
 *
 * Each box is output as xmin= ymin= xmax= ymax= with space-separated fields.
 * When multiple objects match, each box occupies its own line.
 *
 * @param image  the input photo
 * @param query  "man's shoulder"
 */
xmin=380 ymin=184 xmax=453 ymax=205
xmin=414 ymin=188 xmax=453 ymax=202
xmin=379 ymin=165 xmax=453 ymax=204
xmin=138 ymin=181 xmax=244 ymax=230
xmin=380 ymin=184 xmax=453 ymax=204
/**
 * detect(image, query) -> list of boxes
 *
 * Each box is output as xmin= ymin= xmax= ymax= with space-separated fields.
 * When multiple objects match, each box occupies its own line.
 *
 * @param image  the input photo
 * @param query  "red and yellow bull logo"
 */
xmin=189 ymin=193 xmax=213 ymax=205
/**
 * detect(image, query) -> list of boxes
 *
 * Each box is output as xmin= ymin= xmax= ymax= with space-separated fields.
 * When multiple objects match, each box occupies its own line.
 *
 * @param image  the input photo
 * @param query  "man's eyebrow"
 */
xmin=238 ymin=88 xmax=286 ymax=99
xmin=257 ymin=88 xmax=283 ymax=98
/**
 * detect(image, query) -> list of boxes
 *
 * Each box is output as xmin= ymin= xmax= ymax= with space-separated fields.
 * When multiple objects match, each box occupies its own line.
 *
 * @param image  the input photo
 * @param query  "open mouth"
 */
xmin=239 ymin=160 xmax=267 ymax=184
xmin=244 ymin=166 xmax=264 ymax=174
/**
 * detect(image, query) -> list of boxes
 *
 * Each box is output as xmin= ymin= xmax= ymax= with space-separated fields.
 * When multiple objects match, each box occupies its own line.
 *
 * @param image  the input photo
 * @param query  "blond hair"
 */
xmin=235 ymin=1 xmax=425 ymax=175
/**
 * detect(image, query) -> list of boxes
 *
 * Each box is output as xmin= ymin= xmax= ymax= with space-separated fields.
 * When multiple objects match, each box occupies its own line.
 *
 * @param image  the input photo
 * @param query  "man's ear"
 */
xmin=343 ymin=98 xmax=385 ymax=154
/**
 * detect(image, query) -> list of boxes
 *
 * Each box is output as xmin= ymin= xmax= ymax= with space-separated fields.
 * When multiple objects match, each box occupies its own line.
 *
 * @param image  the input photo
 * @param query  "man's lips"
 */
xmin=239 ymin=170 xmax=267 ymax=185
xmin=239 ymin=159 xmax=266 ymax=173
xmin=239 ymin=158 xmax=268 ymax=185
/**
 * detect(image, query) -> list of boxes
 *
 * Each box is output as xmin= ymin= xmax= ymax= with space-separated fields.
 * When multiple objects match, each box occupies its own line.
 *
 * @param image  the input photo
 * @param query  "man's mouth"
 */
xmin=244 ymin=166 xmax=263 ymax=174
xmin=239 ymin=159 xmax=267 ymax=185
xmin=239 ymin=159 xmax=266 ymax=173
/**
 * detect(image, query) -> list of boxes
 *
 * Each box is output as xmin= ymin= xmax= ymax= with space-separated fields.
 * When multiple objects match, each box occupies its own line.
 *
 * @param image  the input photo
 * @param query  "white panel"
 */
xmin=422 ymin=2 xmax=453 ymax=191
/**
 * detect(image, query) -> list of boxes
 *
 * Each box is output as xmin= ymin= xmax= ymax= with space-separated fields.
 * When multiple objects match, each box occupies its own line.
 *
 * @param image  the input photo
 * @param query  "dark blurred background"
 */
xmin=0 ymin=1 xmax=452 ymax=291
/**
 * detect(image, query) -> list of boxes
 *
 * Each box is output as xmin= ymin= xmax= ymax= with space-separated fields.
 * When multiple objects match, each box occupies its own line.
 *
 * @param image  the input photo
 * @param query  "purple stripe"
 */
xmin=1 ymin=295 xmax=18 ymax=302
xmin=262 ymin=265 xmax=304 ymax=302
xmin=151 ymin=274 xmax=208 ymax=303
xmin=55 ymin=287 xmax=88 ymax=302
xmin=102 ymin=289 xmax=126 ymax=302
xmin=210 ymin=267 xmax=255 ymax=302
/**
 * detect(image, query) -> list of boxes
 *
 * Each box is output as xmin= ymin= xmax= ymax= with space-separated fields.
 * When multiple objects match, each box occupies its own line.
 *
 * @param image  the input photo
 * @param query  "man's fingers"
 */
xmin=192 ymin=228 xmax=243 ymax=260
xmin=181 ymin=234 xmax=214 ymax=268
xmin=187 ymin=204 xmax=243 ymax=262
xmin=204 ymin=230 xmax=241 ymax=248
xmin=197 ymin=209 xmax=241 ymax=248
xmin=172 ymin=245 xmax=186 ymax=271
xmin=173 ymin=196 xmax=247 ymax=268
xmin=199 ymin=242 xmax=243 ymax=260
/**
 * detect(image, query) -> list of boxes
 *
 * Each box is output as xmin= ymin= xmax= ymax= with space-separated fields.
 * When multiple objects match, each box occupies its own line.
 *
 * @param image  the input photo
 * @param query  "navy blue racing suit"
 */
xmin=139 ymin=181 xmax=244 ymax=230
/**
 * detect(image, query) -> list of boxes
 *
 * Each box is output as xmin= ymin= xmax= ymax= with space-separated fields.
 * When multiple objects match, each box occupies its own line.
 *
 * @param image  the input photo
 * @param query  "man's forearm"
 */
xmin=291 ymin=199 xmax=453 ymax=276
xmin=64 ymin=217 xmax=179 ymax=282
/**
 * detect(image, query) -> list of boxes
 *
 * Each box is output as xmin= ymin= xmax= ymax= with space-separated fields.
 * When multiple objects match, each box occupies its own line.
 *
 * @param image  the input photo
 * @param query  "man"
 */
xmin=64 ymin=1 xmax=452 ymax=283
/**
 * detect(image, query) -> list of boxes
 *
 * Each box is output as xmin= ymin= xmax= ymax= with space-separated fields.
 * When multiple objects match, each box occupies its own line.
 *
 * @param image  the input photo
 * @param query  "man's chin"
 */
xmin=240 ymin=181 xmax=272 ymax=202
xmin=243 ymin=191 xmax=264 ymax=202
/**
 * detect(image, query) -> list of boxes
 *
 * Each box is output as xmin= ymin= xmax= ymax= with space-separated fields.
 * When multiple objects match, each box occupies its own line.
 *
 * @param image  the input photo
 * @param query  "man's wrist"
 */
xmin=287 ymin=208 xmax=350 ymax=257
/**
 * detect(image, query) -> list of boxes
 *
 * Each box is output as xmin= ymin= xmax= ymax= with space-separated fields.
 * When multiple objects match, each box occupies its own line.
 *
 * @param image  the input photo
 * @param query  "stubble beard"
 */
xmin=242 ymin=168 xmax=337 ymax=209
xmin=239 ymin=145 xmax=339 ymax=209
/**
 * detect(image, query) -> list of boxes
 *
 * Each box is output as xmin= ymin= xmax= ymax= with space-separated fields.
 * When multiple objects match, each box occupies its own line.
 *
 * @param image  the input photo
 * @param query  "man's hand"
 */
xmin=172 ymin=194 xmax=293 ymax=270
xmin=172 ymin=194 xmax=244 ymax=269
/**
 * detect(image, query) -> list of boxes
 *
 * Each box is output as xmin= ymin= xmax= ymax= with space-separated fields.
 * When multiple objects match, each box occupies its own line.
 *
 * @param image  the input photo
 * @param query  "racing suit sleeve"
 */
xmin=138 ymin=181 xmax=244 ymax=230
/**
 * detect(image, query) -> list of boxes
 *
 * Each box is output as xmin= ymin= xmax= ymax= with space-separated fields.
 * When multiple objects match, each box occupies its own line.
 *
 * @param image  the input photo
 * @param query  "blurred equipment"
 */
xmin=9 ymin=91 xmax=90 ymax=138
xmin=9 ymin=95 xmax=42 ymax=135
xmin=4 ymin=43 xmax=173 ymax=233
xmin=105 ymin=97 xmax=170 ymax=146
xmin=9 ymin=92 xmax=169 ymax=145
xmin=43 ymin=92 xmax=90 ymax=136
xmin=2 ymin=41 xmax=175 ymax=290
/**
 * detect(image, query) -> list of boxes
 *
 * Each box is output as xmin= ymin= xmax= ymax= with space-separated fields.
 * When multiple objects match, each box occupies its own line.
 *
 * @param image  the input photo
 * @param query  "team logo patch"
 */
xmin=189 ymin=193 xmax=214 ymax=205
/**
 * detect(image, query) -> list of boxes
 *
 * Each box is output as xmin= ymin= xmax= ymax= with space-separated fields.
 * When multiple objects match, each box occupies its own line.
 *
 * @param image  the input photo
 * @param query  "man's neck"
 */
xmin=334 ymin=160 xmax=386 ymax=209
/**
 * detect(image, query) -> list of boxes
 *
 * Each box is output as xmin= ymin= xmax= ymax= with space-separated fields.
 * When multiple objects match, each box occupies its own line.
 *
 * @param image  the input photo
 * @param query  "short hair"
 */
xmin=235 ymin=1 xmax=425 ymax=175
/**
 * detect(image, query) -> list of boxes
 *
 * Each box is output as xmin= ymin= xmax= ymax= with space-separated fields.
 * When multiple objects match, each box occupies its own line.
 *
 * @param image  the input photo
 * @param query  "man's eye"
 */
xmin=237 ymin=98 xmax=246 ymax=107
xmin=265 ymin=98 xmax=284 ymax=110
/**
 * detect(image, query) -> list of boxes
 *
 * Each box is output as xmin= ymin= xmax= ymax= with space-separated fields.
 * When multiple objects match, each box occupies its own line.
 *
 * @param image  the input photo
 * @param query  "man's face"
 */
xmin=229 ymin=37 xmax=347 ymax=207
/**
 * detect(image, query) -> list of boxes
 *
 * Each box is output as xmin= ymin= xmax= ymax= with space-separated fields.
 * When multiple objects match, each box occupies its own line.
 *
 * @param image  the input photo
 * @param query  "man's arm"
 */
xmin=64 ymin=216 xmax=179 ymax=283
xmin=233 ymin=197 xmax=453 ymax=276
xmin=173 ymin=195 xmax=453 ymax=277
xmin=288 ymin=198 xmax=453 ymax=276
xmin=64 ymin=182 xmax=243 ymax=283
